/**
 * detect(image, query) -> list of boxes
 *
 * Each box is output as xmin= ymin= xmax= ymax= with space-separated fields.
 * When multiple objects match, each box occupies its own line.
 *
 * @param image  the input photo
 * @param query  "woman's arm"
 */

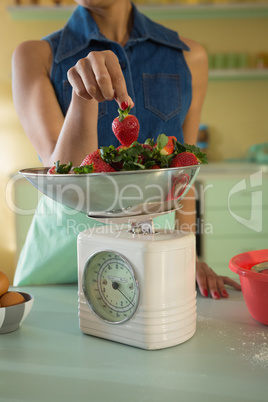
xmin=176 ymin=38 xmax=208 ymax=234
xmin=12 ymin=42 xmax=132 ymax=166
xmin=177 ymin=38 xmax=241 ymax=298
xmin=175 ymin=38 xmax=208 ymax=237
xmin=12 ymin=40 xmax=99 ymax=166
xmin=182 ymin=37 xmax=209 ymax=145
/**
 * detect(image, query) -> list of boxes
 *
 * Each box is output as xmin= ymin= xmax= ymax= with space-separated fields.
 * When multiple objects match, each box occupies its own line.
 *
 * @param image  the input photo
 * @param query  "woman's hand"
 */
xmin=196 ymin=260 xmax=241 ymax=299
xmin=67 ymin=50 xmax=133 ymax=109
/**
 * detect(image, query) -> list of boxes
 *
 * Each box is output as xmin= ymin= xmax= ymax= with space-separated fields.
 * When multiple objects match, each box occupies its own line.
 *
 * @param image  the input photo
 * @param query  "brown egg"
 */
xmin=0 ymin=271 xmax=9 ymax=297
xmin=0 ymin=291 xmax=25 ymax=307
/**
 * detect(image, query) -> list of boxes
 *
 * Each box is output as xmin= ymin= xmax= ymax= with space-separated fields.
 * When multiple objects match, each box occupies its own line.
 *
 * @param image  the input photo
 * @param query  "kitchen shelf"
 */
xmin=208 ymin=68 xmax=268 ymax=81
xmin=8 ymin=5 xmax=74 ymax=20
xmin=7 ymin=3 xmax=268 ymax=21
xmin=140 ymin=3 xmax=268 ymax=20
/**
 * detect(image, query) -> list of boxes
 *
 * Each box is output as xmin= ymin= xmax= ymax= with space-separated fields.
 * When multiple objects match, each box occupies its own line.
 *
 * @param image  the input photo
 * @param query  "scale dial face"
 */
xmin=82 ymin=250 xmax=139 ymax=324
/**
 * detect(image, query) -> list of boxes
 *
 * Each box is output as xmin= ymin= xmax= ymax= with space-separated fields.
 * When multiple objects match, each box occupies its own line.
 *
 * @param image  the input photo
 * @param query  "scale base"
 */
xmin=79 ymin=295 xmax=196 ymax=350
xmin=78 ymin=226 xmax=196 ymax=350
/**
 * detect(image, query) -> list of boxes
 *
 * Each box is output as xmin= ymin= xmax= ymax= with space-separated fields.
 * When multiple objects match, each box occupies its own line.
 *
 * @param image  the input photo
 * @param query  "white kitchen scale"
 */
xmin=20 ymin=165 xmax=200 ymax=350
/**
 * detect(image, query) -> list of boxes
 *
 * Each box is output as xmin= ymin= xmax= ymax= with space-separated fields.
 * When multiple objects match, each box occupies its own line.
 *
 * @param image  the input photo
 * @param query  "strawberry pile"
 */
xmin=47 ymin=104 xmax=207 ymax=175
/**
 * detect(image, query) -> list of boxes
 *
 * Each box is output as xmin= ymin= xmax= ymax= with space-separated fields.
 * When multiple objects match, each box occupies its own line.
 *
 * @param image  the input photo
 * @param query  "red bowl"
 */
xmin=229 ymin=249 xmax=268 ymax=325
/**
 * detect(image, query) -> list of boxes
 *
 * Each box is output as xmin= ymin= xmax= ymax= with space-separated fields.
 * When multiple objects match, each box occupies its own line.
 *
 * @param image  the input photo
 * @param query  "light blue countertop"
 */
xmin=1 ymin=285 xmax=267 ymax=402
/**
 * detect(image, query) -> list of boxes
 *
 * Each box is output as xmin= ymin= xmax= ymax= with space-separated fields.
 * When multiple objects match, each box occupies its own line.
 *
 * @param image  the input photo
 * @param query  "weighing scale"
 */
xmin=20 ymin=165 xmax=200 ymax=349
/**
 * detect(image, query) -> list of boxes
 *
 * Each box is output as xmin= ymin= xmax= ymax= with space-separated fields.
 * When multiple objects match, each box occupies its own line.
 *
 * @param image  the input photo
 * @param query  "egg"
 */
xmin=0 ymin=291 xmax=25 ymax=307
xmin=0 ymin=271 xmax=9 ymax=297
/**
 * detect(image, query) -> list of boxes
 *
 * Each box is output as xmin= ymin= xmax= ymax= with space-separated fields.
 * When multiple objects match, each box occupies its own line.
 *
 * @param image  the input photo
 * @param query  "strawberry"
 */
xmin=142 ymin=144 xmax=153 ymax=152
xmin=78 ymin=150 xmax=115 ymax=173
xmin=160 ymin=136 xmax=177 ymax=155
xmin=47 ymin=161 xmax=72 ymax=174
xmin=117 ymin=145 xmax=128 ymax=151
xmin=166 ymin=174 xmax=190 ymax=201
xmin=80 ymin=150 xmax=100 ymax=166
xmin=47 ymin=166 xmax=56 ymax=174
xmin=170 ymin=152 xmax=199 ymax=167
xmin=112 ymin=105 xmax=140 ymax=147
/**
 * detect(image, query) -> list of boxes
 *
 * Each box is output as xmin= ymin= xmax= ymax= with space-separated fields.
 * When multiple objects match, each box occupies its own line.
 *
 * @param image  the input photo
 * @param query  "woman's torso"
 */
xmin=43 ymin=5 xmax=192 ymax=147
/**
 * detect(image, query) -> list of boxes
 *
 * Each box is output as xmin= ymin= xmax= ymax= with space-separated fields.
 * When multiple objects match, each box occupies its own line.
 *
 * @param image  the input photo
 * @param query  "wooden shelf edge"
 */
xmin=209 ymin=68 xmax=268 ymax=81
xmin=140 ymin=3 xmax=268 ymax=20
xmin=7 ymin=3 xmax=268 ymax=21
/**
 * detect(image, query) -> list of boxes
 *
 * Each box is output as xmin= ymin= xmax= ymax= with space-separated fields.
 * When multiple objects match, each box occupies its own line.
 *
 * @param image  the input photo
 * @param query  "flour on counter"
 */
xmin=197 ymin=313 xmax=268 ymax=368
xmin=253 ymin=344 xmax=268 ymax=365
xmin=229 ymin=330 xmax=268 ymax=368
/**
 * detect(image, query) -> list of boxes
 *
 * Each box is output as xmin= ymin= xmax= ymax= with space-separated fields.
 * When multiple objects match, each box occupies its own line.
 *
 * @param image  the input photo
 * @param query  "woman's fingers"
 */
xmin=67 ymin=50 xmax=133 ymax=107
xmin=196 ymin=261 xmax=241 ymax=299
xmin=67 ymin=65 xmax=93 ymax=101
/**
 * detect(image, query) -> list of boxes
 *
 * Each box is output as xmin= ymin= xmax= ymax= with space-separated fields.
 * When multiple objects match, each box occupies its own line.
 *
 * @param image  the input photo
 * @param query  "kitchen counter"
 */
xmin=0 ymin=285 xmax=267 ymax=402
xmin=197 ymin=161 xmax=268 ymax=178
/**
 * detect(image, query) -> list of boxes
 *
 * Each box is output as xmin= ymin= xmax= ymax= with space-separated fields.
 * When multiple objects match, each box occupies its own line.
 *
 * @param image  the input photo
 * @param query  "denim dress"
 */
xmin=14 ymin=4 xmax=192 ymax=286
xmin=43 ymin=4 xmax=192 ymax=147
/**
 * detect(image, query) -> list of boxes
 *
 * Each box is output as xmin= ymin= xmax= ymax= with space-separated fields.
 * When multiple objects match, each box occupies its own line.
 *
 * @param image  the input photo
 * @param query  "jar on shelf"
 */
xmin=197 ymin=124 xmax=209 ymax=156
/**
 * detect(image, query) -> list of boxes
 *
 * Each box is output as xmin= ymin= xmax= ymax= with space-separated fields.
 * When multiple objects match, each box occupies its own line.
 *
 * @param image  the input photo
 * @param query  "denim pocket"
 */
xmin=143 ymin=74 xmax=181 ymax=121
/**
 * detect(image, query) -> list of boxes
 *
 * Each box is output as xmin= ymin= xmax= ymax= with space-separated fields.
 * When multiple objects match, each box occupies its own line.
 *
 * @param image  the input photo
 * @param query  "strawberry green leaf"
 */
xmin=196 ymin=152 xmax=208 ymax=164
xmin=156 ymin=134 xmax=168 ymax=150
xmin=133 ymin=162 xmax=146 ymax=169
xmin=54 ymin=161 xmax=73 ymax=174
xmin=100 ymin=145 xmax=115 ymax=158
xmin=125 ymin=147 xmax=140 ymax=157
xmin=118 ymin=105 xmax=131 ymax=122
xmin=73 ymin=165 xmax=94 ymax=174
xmin=183 ymin=143 xmax=208 ymax=164
xmin=184 ymin=143 xmax=202 ymax=154
xmin=159 ymin=154 xmax=173 ymax=168
xmin=144 ymin=138 xmax=155 ymax=147
xmin=144 ymin=160 xmax=157 ymax=169
xmin=174 ymin=141 xmax=187 ymax=154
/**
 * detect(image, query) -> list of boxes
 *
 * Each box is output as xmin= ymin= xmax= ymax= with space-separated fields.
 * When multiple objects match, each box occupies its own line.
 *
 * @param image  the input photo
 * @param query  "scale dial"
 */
xmin=82 ymin=250 xmax=139 ymax=324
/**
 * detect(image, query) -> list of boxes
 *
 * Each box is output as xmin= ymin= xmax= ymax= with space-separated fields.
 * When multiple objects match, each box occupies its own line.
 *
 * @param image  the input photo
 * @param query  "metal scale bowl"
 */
xmin=20 ymin=165 xmax=200 ymax=350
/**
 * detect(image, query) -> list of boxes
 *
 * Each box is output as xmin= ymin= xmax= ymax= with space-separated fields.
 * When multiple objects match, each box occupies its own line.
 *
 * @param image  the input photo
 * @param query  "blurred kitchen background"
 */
xmin=1 ymin=0 xmax=268 ymax=283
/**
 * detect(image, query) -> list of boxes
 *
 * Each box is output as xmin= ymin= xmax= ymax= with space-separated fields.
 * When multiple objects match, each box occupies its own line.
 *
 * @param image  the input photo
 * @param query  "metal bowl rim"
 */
xmin=19 ymin=165 xmax=201 ymax=177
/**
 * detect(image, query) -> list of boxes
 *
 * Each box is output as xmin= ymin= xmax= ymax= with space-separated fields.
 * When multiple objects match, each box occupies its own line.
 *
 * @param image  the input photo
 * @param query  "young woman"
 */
xmin=12 ymin=0 xmax=241 ymax=297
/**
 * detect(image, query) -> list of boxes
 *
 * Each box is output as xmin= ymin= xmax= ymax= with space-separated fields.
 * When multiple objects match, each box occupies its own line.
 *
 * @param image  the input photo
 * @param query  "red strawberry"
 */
xmin=112 ymin=105 xmax=140 ymax=147
xmin=80 ymin=150 xmax=115 ymax=173
xmin=171 ymin=152 xmax=199 ymax=167
xmin=80 ymin=150 xmax=100 ymax=166
xmin=142 ymin=144 xmax=153 ymax=151
xmin=47 ymin=166 xmax=56 ymax=174
xmin=151 ymin=164 xmax=160 ymax=169
xmin=160 ymin=136 xmax=177 ymax=155
xmin=166 ymin=174 xmax=190 ymax=201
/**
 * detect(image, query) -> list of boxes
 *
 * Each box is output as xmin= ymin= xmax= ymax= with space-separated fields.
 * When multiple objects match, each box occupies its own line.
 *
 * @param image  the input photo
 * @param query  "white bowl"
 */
xmin=0 ymin=292 xmax=34 ymax=334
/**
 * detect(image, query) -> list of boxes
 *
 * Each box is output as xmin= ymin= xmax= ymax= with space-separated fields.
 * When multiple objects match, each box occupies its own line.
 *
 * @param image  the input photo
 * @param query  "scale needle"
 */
xmin=112 ymin=282 xmax=134 ymax=307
